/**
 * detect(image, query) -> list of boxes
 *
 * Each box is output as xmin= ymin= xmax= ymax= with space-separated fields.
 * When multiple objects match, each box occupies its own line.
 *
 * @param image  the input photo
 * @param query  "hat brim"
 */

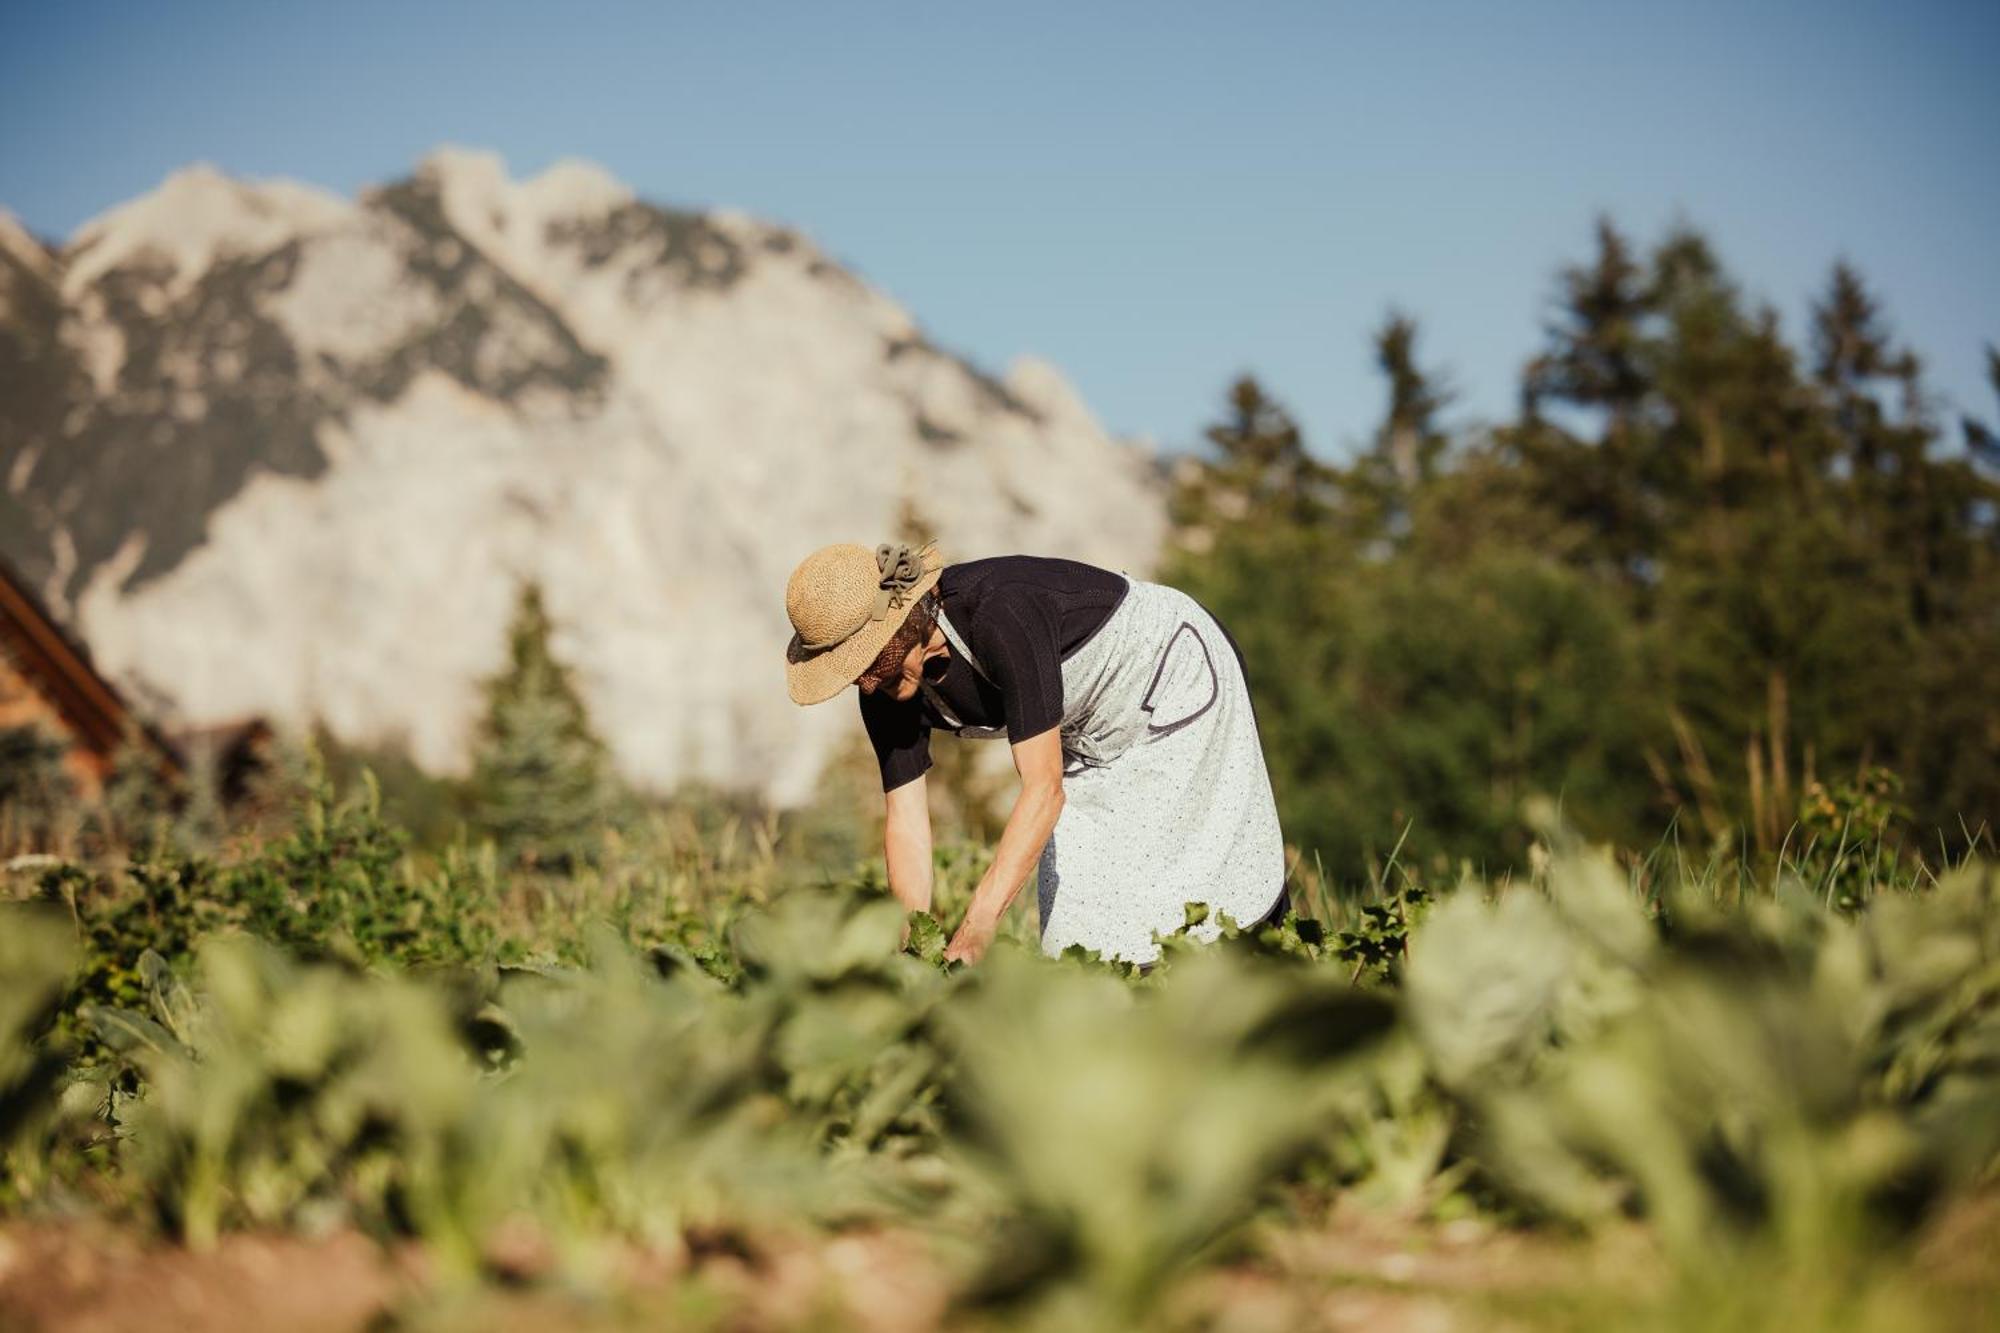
xmin=785 ymin=554 xmax=944 ymax=706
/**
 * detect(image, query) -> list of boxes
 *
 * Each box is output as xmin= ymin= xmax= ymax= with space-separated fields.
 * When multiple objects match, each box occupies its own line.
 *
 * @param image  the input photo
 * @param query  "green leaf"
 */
xmin=80 ymin=1003 xmax=185 ymax=1057
xmin=905 ymin=911 xmax=947 ymax=966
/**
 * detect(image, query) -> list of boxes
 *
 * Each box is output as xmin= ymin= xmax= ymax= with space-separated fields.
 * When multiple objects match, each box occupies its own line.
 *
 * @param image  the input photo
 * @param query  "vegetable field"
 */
xmin=2 ymin=768 xmax=1996 ymax=1332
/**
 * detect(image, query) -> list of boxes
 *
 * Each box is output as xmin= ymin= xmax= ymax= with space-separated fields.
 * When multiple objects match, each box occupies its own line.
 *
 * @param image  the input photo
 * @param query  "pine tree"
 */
xmin=466 ymin=583 xmax=618 ymax=871
xmin=1169 ymin=376 xmax=1335 ymax=543
xmin=1811 ymin=263 xmax=1930 ymax=524
xmin=1525 ymin=217 xmax=1653 ymax=426
xmin=92 ymin=731 xmax=183 ymax=849
xmin=1640 ymin=233 xmax=1858 ymax=843
xmin=1373 ymin=312 xmax=1451 ymax=487
xmin=1963 ymin=346 xmax=2000 ymax=468
xmin=1806 ymin=265 xmax=1991 ymax=690
xmin=0 ymin=723 xmax=75 ymax=851
xmin=1505 ymin=217 xmax=1664 ymax=591
xmin=1346 ymin=312 xmax=1452 ymax=546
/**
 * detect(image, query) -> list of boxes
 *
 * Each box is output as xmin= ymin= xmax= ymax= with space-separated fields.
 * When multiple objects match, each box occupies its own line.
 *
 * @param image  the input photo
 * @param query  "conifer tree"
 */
xmin=1347 ymin=312 xmax=1451 ymax=545
xmin=1810 ymin=263 xmax=1930 ymax=526
xmin=93 ymin=732 xmax=183 ymax=849
xmin=1963 ymin=346 xmax=2000 ymax=468
xmin=1507 ymin=218 xmax=1663 ymax=590
xmin=0 ymin=723 xmax=75 ymax=850
xmin=1525 ymin=217 xmax=1653 ymax=426
xmin=1372 ymin=312 xmax=1451 ymax=487
xmin=466 ymin=582 xmax=617 ymax=871
xmin=1169 ymin=376 xmax=1335 ymax=538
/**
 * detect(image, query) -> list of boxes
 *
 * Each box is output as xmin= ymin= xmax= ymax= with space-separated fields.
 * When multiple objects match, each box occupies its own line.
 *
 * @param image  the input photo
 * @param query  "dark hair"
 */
xmin=858 ymin=590 xmax=940 ymax=686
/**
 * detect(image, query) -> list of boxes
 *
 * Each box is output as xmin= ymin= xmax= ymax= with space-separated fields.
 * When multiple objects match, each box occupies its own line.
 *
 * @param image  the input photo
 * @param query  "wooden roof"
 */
xmin=0 ymin=553 xmax=185 ymax=779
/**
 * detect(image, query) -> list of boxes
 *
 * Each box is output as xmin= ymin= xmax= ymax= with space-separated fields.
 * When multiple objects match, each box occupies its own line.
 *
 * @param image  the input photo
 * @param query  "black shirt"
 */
xmin=858 ymin=555 xmax=1128 ymax=791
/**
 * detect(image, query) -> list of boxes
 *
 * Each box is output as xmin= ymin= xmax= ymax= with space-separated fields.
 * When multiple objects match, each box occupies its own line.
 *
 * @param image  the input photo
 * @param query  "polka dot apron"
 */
xmin=931 ymin=575 xmax=1287 ymax=963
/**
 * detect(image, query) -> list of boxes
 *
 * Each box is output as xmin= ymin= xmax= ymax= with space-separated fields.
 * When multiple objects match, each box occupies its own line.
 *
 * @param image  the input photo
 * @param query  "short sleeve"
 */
xmin=858 ymin=688 xmax=933 ymax=791
xmin=966 ymin=590 xmax=1065 ymax=743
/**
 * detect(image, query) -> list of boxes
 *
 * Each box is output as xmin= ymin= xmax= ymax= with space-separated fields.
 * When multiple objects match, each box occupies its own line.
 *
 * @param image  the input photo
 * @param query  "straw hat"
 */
xmin=784 ymin=540 xmax=944 ymax=705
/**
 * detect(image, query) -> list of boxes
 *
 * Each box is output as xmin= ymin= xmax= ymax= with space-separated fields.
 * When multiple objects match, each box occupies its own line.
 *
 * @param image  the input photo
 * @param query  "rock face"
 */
xmin=0 ymin=149 xmax=1165 ymax=803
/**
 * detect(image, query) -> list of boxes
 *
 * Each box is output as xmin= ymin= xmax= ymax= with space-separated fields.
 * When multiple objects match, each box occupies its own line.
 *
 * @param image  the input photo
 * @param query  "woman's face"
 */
xmin=857 ymin=632 xmax=937 ymax=701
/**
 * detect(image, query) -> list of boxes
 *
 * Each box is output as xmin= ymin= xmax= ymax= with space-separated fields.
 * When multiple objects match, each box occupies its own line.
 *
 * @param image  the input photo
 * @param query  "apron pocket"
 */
xmin=1139 ymin=622 xmax=1219 ymax=739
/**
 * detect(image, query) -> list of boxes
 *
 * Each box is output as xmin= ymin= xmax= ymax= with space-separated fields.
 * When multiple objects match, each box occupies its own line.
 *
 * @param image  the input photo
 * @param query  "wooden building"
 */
xmin=0 ymin=554 xmax=184 ymax=800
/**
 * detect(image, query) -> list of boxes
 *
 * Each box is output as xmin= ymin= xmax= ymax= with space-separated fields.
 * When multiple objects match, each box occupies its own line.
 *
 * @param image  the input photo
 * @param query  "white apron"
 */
xmin=932 ymin=576 xmax=1286 ymax=963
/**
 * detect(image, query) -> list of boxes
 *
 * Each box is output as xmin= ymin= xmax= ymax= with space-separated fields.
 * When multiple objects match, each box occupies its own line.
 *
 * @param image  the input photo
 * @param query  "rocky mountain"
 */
xmin=0 ymin=149 xmax=1165 ymax=803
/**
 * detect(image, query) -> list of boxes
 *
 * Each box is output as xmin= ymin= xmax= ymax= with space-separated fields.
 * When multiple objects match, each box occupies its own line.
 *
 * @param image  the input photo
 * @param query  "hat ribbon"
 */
xmin=798 ymin=541 xmax=931 ymax=652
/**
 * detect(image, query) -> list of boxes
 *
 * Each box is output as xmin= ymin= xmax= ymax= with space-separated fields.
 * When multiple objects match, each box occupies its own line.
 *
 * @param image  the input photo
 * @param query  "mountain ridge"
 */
xmin=0 ymin=150 xmax=1166 ymax=802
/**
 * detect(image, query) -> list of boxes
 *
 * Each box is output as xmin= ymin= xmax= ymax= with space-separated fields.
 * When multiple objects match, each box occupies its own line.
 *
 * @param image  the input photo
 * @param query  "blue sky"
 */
xmin=3 ymin=0 xmax=1994 ymax=455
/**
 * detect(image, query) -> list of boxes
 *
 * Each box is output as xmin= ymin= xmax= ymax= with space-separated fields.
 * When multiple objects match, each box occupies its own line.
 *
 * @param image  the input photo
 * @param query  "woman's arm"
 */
xmin=883 ymin=773 xmax=934 ymax=915
xmin=945 ymin=729 xmax=1065 ymax=963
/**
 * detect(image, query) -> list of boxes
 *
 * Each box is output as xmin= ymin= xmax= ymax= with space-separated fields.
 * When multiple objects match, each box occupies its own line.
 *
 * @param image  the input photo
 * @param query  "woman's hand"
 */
xmin=944 ymin=905 xmax=1000 ymax=964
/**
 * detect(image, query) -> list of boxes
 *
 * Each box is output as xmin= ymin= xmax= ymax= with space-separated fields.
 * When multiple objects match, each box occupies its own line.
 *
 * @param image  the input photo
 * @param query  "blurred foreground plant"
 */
xmin=940 ymin=945 xmax=1394 ymax=1326
xmin=1405 ymin=837 xmax=2000 ymax=1324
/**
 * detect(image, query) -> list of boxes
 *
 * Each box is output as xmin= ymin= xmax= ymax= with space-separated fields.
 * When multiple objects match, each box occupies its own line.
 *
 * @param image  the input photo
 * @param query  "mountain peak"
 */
xmin=409 ymin=147 xmax=635 ymax=296
xmin=521 ymin=157 xmax=632 ymax=218
xmin=62 ymin=162 xmax=351 ymax=297
xmin=0 ymin=209 xmax=59 ymax=284
xmin=416 ymin=146 xmax=630 ymax=229
xmin=415 ymin=144 xmax=511 ymax=197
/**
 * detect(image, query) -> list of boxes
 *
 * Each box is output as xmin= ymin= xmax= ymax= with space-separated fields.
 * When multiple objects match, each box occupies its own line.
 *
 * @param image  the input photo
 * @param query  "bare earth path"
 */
xmin=3 ymin=1193 xmax=1994 ymax=1332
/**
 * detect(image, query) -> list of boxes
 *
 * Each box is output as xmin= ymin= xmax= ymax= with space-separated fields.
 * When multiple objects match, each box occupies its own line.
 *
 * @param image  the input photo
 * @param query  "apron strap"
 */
xmin=924 ymin=603 xmax=1005 ymax=736
xmin=934 ymin=604 xmax=992 ymax=684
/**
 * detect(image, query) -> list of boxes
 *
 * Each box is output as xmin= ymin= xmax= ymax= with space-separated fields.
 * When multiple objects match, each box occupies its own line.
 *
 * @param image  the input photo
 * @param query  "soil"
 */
xmin=0 ymin=1222 xmax=404 ymax=1333
xmin=2 ymin=1191 xmax=1994 ymax=1333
